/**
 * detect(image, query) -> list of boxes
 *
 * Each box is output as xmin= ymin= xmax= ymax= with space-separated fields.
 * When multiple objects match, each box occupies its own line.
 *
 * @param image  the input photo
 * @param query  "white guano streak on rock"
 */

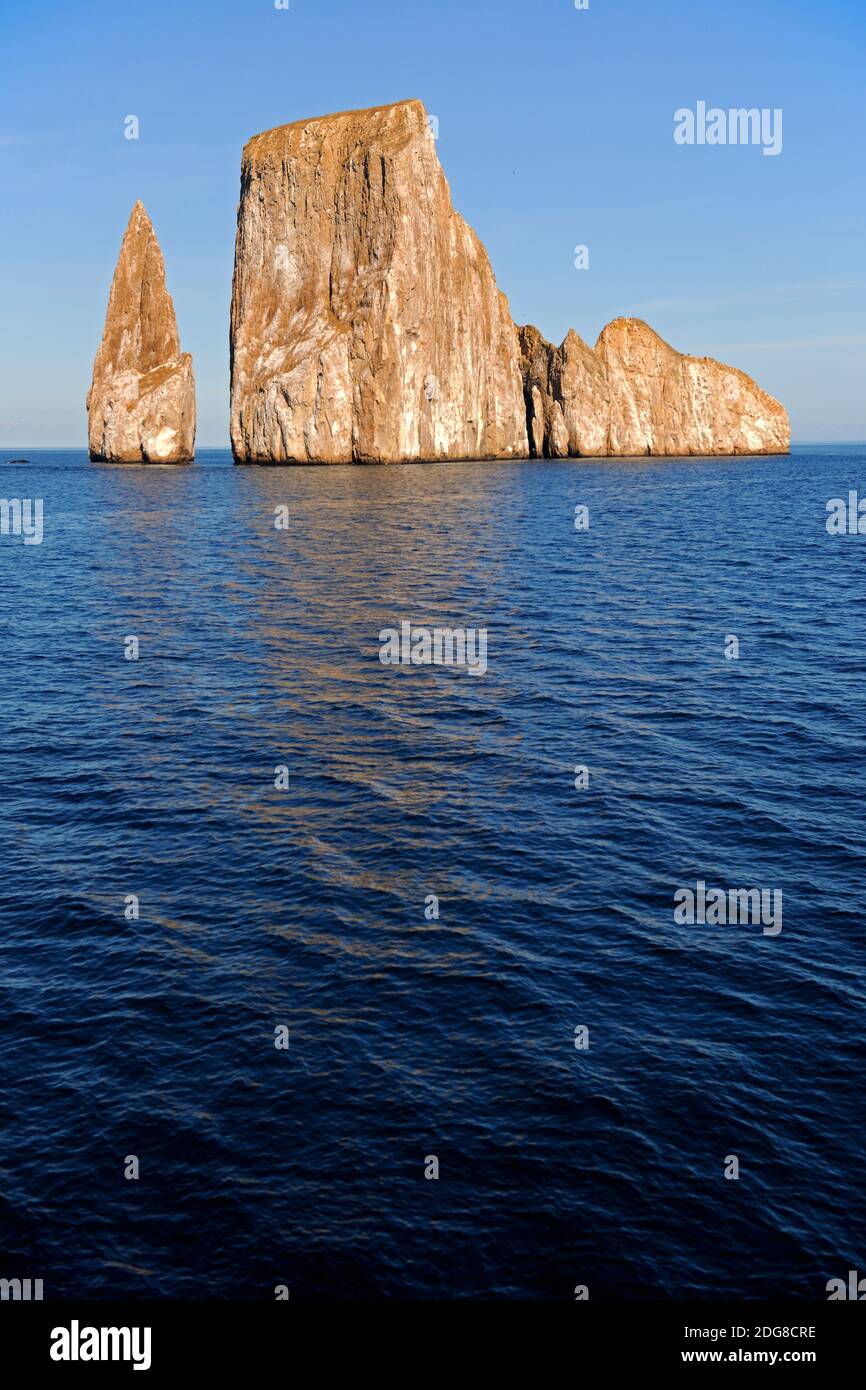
xmin=230 ymin=100 xmax=528 ymax=463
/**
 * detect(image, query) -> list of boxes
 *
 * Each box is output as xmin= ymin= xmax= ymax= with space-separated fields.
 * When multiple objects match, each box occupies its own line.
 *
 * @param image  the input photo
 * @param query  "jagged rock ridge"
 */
xmin=519 ymin=318 xmax=790 ymax=457
xmin=88 ymin=202 xmax=196 ymax=463
xmin=230 ymin=100 xmax=528 ymax=463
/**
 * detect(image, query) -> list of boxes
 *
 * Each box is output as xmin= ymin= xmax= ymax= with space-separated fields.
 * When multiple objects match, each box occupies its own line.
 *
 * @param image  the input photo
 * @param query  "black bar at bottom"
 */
xmin=0 ymin=1300 xmax=862 ymax=1376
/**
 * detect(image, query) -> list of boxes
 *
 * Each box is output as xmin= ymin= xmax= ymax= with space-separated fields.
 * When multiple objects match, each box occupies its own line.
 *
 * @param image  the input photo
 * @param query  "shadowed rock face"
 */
xmin=230 ymin=99 xmax=528 ymax=463
xmin=88 ymin=202 xmax=195 ymax=463
xmin=518 ymin=318 xmax=790 ymax=457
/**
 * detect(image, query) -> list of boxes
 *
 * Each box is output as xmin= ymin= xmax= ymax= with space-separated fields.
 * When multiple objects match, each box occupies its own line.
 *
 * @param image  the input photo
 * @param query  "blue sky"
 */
xmin=1 ymin=0 xmax=864 ymax=445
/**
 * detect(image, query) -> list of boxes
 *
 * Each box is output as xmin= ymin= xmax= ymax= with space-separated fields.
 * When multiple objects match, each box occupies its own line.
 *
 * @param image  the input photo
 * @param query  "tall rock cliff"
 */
xmin=230 ymin=100 xmax=528 ymax=463
xmin=88 ymin=203 xmax=196 ymax=463
xmin=519 ymin=318 xmax=790 ymax=457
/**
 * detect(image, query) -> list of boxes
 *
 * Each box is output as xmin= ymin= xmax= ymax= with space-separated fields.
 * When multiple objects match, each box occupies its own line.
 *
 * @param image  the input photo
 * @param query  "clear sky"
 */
xmin=1 ymin=0 xmax=864 ymax=446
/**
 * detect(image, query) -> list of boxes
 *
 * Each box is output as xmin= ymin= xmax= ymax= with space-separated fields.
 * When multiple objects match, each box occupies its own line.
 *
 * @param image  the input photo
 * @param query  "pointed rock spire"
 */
xmin=88 ymin=202 xmax=196 ymax=462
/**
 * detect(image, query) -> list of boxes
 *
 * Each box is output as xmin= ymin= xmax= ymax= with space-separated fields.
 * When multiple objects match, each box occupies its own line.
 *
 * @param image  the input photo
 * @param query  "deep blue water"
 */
xmin=0 ymin=445 xmax=864 ymax=1300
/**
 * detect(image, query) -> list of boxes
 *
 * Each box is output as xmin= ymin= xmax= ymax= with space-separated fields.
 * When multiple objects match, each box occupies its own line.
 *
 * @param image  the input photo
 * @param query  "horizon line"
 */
xmin=3 ymin=441 xmax=866 ymax=452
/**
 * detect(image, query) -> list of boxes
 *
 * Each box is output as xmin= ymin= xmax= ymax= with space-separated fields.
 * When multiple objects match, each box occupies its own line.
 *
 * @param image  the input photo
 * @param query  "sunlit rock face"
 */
xmin=519 ymin=318 xmax=790 ymax=458
xmin=88 ymin=202 xmax=196 ymax=463
xmin=230 ymin=99 xmax=528 ymax=463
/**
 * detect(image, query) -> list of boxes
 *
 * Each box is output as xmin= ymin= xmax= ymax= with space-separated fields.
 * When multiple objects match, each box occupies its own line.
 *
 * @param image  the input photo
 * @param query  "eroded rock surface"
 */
xmin=519 ymin=318 xmax=790 ymax=457
xmin=88 ymin=202 xmax=195 ymax=463
xmin=230 ymin=100 xmax=527 ymax=463
xmin=230 ymin=98 xmax=788 ymax=464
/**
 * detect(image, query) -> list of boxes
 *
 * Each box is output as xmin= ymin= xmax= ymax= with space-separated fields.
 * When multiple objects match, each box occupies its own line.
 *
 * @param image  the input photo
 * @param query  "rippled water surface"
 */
xmin=1 ymin=445 xmax=864 ymax=1299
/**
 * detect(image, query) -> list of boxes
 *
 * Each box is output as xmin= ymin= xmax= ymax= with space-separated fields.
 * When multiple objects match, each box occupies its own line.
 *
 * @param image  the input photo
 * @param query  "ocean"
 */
xmin=1 ymin=444 xmax=864 ymax=1299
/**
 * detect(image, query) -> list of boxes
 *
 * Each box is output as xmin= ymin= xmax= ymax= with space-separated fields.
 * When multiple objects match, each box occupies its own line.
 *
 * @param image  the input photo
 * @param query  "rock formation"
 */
xmin=88 ymin=202 xmax=195 ymax=463
xmin=518 ymin=318 xmax=790 ymax=457
xmin=230 ymin=100 xmax=527 ymax=463
xmin=229 ymin=97 xmax=788 ymax=463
